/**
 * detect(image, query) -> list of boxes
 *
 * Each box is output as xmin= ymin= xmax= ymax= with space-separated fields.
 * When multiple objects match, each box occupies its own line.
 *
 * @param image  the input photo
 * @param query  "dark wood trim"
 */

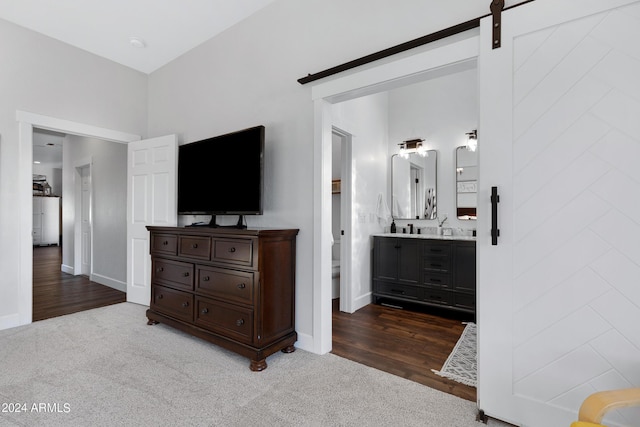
xmin=297 ymin=0 xmax=536 ymax=85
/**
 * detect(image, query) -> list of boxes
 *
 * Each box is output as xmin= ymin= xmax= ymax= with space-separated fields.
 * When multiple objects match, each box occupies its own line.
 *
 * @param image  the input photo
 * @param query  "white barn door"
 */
xmin=478 ymin=1 xmax=640 ymax=426
xmin=126 ymin=135 xmax=178 ymax=305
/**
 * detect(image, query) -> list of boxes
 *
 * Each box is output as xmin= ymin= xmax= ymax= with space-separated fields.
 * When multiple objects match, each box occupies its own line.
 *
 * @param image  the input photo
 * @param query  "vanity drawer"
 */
xmin=422 ymin=272 xmax=451 ymax=289
xmin=374 ymin=281 xmax=422 ymax=300
xmin=423 ymin=256 xmax=451 ymax=273
xmin=212 ymin=238 xmax=254 ymax=267
xmin=196 ymin=266 xmax=255 ymax=305
xmin=422 ymin=242 xmax=451 ymax=257
xmin=152 ymin=259 xmax=194 ymax=291
xmin=151 ymin=285 xmax=194 ymax=322
xmin=454 ymin=292 xmax=476 ymax=311
xmin=151 ymin=233 xmax=178 ymax=255
xmin=195 ymin=297 xmax=254 ymax=344
xmin=179 ymin=236 xmax=211 ymax=260
xmin=423 ymin=288 xmax=453 ymax=306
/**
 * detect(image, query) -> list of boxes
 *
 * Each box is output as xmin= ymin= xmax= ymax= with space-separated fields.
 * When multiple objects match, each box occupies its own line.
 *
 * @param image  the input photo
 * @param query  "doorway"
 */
xmin=312 ymin=35 xmax=479 ymax=356
xmin=18 ymin=111 xmax=140 ymax=325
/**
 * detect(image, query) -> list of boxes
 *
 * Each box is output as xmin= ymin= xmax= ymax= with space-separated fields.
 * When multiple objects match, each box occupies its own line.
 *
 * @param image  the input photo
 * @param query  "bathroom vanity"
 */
xmin=372 ymin=234 xmax=476 ymax=315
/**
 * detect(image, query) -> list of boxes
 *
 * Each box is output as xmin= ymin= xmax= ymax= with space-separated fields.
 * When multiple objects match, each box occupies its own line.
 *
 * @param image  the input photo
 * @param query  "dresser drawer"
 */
xmin=212 ymin=238 xmax=254 ymax=267
xmin=179 ymin=236 xmax=211 ymax=260
xmin=196 ymin=266 xmax=255 ymax=305
xmin=152 ymin=258 xmax=194 ymax=291
xmin=374 ymin=281 xmax=422 ymax=300
xmin=195 ymin=297 xmax=254 ymax=344
xmin=151 ymin=285 xmax=194 ymax=322
xmin=151 ymin=233 xmax=177 ymax=255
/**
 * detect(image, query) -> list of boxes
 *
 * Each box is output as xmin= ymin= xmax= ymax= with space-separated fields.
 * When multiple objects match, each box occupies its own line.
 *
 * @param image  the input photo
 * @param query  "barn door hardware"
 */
xmin=491 ymin=186 xmax=500 ymax=246
xmin=297 ymin=0 xmax=535 ymax=84
xmin=490 ymin=0 xmax=505 ymax=49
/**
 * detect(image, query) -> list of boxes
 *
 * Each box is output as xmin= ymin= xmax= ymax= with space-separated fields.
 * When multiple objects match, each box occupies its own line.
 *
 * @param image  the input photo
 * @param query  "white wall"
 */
xmin=0 ymin=17 xmax=147 ymax=328
xmin=62 ymin=135 xmax=128 ymax=290
xmin=332 ymin=92 xmax=389 ymax=311
xmin=388 ymin=67 xmax=478 ymax=232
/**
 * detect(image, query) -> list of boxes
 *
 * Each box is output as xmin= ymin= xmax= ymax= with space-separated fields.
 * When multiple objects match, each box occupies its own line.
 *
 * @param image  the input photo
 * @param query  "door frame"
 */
xmin=332 ymin=127 xmax=353 ymax=313
xmin=16 ymin=110 xmax=140 ymax=326
xmin=311 ymin=35 xmax=480 ymax=354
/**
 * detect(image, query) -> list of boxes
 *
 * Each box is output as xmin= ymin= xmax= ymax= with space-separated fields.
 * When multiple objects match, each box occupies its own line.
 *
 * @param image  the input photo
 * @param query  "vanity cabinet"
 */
xmin=146 ymin=226 xmax=298 ymax=371
xmin=373 ymin=236 xmax=476 ymax=314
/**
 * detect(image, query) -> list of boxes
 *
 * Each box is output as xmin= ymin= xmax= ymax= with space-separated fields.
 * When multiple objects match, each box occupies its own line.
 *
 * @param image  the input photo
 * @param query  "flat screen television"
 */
xmin=177 ymin=125 xmax=264 ymax=228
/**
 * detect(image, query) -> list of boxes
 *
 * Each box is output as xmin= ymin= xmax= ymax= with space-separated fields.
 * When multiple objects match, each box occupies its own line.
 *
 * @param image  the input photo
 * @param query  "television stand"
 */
xmin=187 ymin=215 xmax=247 ymax=229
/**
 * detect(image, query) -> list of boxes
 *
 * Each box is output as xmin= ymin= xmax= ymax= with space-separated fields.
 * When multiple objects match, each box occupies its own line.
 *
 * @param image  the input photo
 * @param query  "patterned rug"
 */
xmin=432 ymin=322 xmax=477 ymax=387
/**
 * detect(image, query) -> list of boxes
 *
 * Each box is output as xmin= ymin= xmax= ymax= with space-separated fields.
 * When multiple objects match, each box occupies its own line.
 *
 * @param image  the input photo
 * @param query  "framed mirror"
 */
xmin=391 ymin=150 xmax=437 ymax=219
xmin=456 ymin=146 xmax=477 ymax=220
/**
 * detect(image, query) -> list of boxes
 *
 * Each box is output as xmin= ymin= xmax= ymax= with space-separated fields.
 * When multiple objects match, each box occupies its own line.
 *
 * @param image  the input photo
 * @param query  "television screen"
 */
xmin=177 ymin=125 xmax=264 ymax=216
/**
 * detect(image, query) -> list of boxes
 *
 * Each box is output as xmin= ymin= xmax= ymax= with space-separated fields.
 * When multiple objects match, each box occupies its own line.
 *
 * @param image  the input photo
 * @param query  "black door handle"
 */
xmin=491 ymin=186 xmax=500 ymax=246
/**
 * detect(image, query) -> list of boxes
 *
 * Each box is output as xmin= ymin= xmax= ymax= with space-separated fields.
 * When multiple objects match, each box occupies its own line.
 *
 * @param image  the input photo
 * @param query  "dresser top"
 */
xmin=147 ymin=226 xmax=298 ymax=238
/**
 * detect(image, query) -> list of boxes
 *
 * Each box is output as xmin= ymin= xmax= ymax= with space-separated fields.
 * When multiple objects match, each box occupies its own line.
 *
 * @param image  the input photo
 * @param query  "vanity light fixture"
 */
xmin=398 ymin=138 xmax=428 ymax=159
xmin=466 ymin=129 xmax=478 ymax=152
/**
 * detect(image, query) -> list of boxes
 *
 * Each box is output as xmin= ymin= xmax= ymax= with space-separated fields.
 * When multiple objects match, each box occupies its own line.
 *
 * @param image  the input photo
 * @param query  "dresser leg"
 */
xmin=250 ymin=358 xmax=267 ymax=372
xmin=147 ymin=319 xmax=159 ymax=325
xmin=281 ymin=345 xmax=296 ymax=354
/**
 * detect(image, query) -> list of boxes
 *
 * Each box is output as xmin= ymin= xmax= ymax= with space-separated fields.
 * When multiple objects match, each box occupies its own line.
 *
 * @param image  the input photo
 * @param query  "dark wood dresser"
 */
xmin=145 ymin=226 xmax=298 ymax=371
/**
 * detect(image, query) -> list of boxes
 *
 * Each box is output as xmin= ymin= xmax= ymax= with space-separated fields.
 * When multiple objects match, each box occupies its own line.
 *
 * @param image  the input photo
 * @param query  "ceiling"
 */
xmin=0 ymin=0 xmax=276 ymax=74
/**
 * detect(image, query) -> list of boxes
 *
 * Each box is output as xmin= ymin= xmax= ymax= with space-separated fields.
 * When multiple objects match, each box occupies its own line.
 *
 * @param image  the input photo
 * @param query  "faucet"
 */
xmin=438 ymin=215 xmax=447 ymax=227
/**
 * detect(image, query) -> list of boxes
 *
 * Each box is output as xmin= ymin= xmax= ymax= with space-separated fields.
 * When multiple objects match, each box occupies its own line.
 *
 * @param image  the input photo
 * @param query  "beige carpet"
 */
xmin=0 ymin=303 xmax=510 ymax=426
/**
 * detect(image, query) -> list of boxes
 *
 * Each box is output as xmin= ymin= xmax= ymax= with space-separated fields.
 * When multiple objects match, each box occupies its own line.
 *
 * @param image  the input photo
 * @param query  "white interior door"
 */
xmin=80 ymin=166 xmax=91 ymax=275
xmin=478 ymin=1 xmax=640 ymax=426
xmin=126 ymin=135 xmax=177 ymax=305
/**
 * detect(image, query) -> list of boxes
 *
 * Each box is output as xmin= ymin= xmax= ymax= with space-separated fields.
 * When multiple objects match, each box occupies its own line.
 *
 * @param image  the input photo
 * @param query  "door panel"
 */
xmin=478 ymin=1 xmax=640 ymax=426
xmin=126 ymin=135 xmax=177 ymax=305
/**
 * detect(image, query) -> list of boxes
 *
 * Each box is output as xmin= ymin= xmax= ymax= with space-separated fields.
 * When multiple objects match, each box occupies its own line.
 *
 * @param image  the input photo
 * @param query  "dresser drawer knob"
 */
xmin=157 ymin=267 xmax=164 ymax=273
xmin=157 ymin=294 xmax=164 ymax=300
xmin=228 ymin=247 xmax=236 ymax=253
xmin=236 ymin=319 xmax=244 ymax=326
xmin=182 ymin=301 xmax=189 ymax=308
xmin=237 ymin=283 xmax=246 ymax=289
xmin=201 ymin=308 xmax=209 ymax=314
xmin=162 ymin=240 xmax=169 ymax=246
xmin=183 ymin=272 xmax=190 ymax=277
xmin=202 ymin=276 xmax=210 ymax=282
xmin=192 ymin=243 xmax=198 ymax=249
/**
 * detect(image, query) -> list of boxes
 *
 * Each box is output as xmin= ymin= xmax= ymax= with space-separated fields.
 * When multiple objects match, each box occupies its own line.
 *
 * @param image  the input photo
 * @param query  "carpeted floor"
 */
xmin=0 ymin=303 xmax=510 ymax=426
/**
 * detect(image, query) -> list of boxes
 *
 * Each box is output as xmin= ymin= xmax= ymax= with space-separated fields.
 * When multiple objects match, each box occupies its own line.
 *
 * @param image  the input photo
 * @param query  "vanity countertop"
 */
xmin=373 ymin=233 xmax=476 ymax=241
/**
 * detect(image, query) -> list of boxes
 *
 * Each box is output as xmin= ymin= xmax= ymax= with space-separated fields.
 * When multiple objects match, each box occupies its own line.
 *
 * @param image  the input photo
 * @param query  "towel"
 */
xmin=376 ymin=193 xmax=391 ymax=222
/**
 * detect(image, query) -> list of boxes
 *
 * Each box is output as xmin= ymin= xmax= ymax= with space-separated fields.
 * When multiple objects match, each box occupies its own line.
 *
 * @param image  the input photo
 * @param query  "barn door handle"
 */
xmin=491 ymin=186 xmax=500 ymax=246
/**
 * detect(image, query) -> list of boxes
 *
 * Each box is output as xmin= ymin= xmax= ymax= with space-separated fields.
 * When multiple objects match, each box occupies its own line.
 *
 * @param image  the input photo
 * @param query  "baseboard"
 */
xmin=294 ymin=331 xmax=314 ymax=353
xmin=90 ymin=273 xmax=126 ymax=292
xmin=61 ymin=264 xmax=74 ymax=274
xmin=0 ymin=313 xmax=23 ymax=331
xmin=352 ymin=292 xmax=372 ymax=312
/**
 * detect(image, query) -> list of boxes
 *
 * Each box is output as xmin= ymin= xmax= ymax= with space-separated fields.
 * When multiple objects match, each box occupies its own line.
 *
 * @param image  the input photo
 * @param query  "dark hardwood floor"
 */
xmin=332 ymin=298 xmax=476 ymax=402
xmin=33 ymin=246 xmax=126 ymax=321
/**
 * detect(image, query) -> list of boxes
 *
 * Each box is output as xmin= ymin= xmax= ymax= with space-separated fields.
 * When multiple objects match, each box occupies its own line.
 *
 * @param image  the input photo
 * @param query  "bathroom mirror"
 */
xmin=456 ymin=146 xmax=477 ymax=220
xmin=391 ymin=150 xmax=437 ymax=219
